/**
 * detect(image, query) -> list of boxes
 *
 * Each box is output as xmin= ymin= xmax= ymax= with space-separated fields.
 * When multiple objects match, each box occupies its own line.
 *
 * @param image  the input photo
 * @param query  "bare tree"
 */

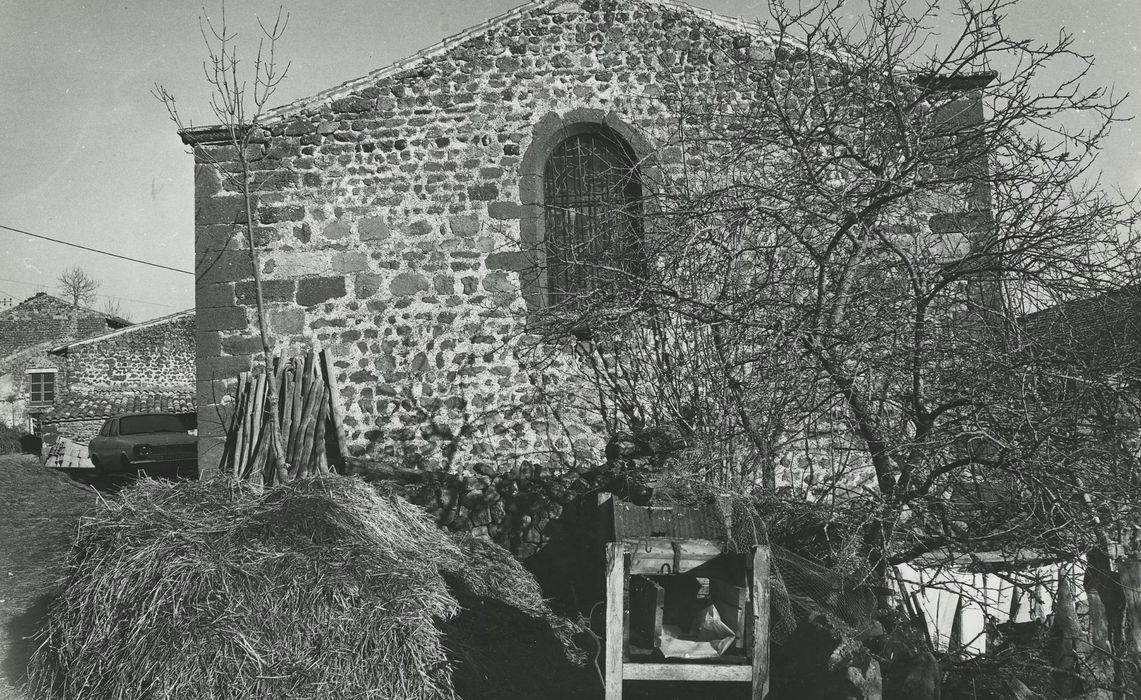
xmin=56 ymin=266 xmax=101 ymax=308
xmin=154 ymin=2 xmax=291 ymax=484
xmin=534 ymin=0 xmax=1141 ymax=692
xmin=100 ymin=297 xmax=131 ymax=322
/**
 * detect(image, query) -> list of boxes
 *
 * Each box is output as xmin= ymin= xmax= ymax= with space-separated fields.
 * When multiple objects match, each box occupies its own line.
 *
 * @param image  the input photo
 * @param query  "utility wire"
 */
xmin=1 ymin=223 xmax=194 ymax=275
xmin=0 ymin=276 xmax=184 ymax=309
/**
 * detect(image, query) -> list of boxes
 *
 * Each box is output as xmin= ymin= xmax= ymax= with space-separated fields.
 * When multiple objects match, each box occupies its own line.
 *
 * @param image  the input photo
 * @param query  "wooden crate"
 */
xmin=604 ymin=541 xmax=771 ymax=699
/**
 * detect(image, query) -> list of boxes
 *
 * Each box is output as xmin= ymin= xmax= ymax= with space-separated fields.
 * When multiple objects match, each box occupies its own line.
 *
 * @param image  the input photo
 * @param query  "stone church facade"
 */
xmin=187 ymin=0 xmax=985 ymax=482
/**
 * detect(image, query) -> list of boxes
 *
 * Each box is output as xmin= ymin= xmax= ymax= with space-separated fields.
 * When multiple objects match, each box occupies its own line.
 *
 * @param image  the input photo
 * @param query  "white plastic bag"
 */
xmin=658 ymin=603 xmax=737 ymax=658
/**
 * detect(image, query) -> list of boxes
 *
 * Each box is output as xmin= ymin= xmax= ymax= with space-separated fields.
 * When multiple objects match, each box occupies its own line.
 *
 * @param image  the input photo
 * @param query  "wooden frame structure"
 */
xmin=603 ymin=541 xmax=771 ymax=699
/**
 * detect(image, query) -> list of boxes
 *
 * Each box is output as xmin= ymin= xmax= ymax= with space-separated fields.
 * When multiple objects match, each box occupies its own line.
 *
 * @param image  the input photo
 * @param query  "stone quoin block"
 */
xmin=195 ymin=195 xmax=248 ymax=226
xmin=197 ymin=331 xmax=222 ymax=359
xmin=195 ymin=250 xmax=254 ymax=285
xmin=197 ymin=353 xmax=253 ymax=380
xmin=296 ymin=276 xmax=348 ymax=306
xmin=234 ymin=279 xmax=295 ymax=305
xmin=196 ymin=306 xmax=248 ymax=332
xmin=196 ymin=282 xmax=236 ymax=309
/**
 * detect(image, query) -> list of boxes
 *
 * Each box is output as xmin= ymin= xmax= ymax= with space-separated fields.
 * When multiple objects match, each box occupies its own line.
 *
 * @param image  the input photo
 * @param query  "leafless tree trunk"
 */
xmin=154 ymin=2 xmax=291 ymax=482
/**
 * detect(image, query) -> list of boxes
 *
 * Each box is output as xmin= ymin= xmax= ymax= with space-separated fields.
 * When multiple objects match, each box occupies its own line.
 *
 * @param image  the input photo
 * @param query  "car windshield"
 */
xmin=119 ymin=414 xmax=189 ymax=435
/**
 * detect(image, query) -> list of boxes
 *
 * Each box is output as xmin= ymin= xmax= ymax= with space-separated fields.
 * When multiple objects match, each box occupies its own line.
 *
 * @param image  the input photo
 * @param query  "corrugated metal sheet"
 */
xmin=612 ymin=500 xmax=728 ymax=542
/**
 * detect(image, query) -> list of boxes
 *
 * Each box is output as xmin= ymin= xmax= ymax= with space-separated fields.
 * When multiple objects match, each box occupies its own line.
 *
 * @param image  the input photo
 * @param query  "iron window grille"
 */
xmin=543 ymin=132 xmax=642 ymax=306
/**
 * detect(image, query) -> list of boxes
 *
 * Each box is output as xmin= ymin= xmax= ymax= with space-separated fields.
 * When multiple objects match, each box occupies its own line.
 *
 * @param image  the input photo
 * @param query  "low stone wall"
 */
xmin=369 ymin=460 xmax=590 ymax=559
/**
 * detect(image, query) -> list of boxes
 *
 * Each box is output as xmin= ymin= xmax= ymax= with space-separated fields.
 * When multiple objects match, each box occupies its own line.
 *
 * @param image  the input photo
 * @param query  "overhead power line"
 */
xmin=0 ymin=223 xmax=194 ymax=275
xmin=0 ymin=276 xmax=183 ymax=309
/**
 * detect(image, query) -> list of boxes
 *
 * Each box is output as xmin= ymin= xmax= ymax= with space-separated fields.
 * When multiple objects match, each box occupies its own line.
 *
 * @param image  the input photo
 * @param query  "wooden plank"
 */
xmin=750 ymin=546 xmax=771 ymax=700
xmin=605 ymin=542 xmax=624 ymax=700
xmin=629 ymin=575 xmax=664 ymax=650
xmin=626 ymin=538 xmax=723 ymax=575
xmin=623 ymin=663 xmax=752 ymax=682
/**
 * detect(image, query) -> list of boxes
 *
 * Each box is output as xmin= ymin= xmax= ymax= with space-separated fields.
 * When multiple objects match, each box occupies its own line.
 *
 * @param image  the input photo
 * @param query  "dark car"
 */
xmin=89 ymin=412 xmax=197 ymax=475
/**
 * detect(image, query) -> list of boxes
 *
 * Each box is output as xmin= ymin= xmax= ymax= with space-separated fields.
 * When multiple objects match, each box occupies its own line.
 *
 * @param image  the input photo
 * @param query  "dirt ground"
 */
xmin=0 ymin=456 xmax=107 ymax=700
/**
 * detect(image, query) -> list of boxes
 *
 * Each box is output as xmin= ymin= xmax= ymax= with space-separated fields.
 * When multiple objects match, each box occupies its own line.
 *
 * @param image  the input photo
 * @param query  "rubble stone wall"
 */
xmin=192 ymin=0 xmax=785 ymax=476
xmin=0 ymin=350 xmax=68 ymax=429
xmin=51 ymin=418 xmax=104 ymax=444
xmin=190 ymin=0 xmax=985 ymax=514
xmin=65 ymin=313 xmax=196 ymax=389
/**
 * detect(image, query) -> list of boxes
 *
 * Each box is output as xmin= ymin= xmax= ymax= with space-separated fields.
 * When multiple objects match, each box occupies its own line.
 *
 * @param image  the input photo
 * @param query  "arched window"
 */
xmin=542 ymin=131 xmax=642 ymax=305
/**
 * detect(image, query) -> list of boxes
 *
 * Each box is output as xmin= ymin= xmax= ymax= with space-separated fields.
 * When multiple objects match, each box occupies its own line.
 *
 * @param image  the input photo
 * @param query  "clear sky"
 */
xmin=1 ymin=0 xmax=1137 ymax=321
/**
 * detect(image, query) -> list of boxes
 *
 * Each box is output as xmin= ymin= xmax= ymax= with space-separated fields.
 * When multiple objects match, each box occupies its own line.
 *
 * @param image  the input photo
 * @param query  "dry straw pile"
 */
xmin=27 ymin=477 xmax=591 ymax=700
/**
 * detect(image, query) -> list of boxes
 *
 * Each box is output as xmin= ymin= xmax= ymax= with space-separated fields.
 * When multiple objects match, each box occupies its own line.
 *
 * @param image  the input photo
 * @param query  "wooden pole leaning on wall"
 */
xmin=750 ymin=545 xmax=771 ymax=700
xmin=319 ymin=347 xmax=350 ymax=471
xmin=294 ymin=346 xmax=323 ymax=480
xmin=229 ymin=371 xmax=250 ymax=479
xmin=220 ymin=343 xmax=351 ymax=483
xmin=287 ymin=356 xmax=304 ymax=464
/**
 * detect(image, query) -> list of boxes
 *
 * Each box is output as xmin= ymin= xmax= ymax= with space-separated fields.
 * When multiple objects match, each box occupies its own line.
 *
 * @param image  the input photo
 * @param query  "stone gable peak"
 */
xmin=182 ymin=0 xmax=776 ymax=142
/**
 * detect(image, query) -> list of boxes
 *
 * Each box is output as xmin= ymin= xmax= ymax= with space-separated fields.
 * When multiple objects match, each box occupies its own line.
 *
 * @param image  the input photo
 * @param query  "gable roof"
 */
xmin=1020 ymin=286 xmax=1141 ymax=372
xmin=49 ymin=309 xmax=194 ymax=355
xmin=182 ymin=0 xmax=781 ymax=143
xmin=0 ymin=292 xmax=131 ymax=361
xmin=0 ymin=292 xmax=130 ymax=327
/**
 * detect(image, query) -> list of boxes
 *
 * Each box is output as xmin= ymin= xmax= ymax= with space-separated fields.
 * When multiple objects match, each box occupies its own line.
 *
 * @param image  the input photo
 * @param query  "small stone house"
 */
xmin=0 ymin=292 xmax=130 ymax=433
xmin=41 ymin=309 xmax=196 ymax=446
xmin=185 ymin=0 xmax=986 ymax=480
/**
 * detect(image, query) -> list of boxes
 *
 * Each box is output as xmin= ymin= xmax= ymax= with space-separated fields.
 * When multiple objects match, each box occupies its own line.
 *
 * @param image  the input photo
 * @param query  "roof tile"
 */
xmin=42 ymin=388 xmax=195 ymax=422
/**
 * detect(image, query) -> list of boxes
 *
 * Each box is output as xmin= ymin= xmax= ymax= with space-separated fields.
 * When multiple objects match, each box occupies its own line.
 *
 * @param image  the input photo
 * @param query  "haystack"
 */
xmin=27 ymin=477 xmax=592 ymax=700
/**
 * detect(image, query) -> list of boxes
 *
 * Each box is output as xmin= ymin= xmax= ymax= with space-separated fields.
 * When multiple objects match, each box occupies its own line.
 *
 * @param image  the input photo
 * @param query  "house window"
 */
xmin=27 ymin=370 xmax=56 ymax=405
xmin=543 ymin=131 xmax=642 ymax=305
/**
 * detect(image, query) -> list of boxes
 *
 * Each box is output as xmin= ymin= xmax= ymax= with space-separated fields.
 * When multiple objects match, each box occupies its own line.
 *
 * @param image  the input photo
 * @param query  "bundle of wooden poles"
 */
xmin=221 ymin=344 xmax=349 ymax=484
